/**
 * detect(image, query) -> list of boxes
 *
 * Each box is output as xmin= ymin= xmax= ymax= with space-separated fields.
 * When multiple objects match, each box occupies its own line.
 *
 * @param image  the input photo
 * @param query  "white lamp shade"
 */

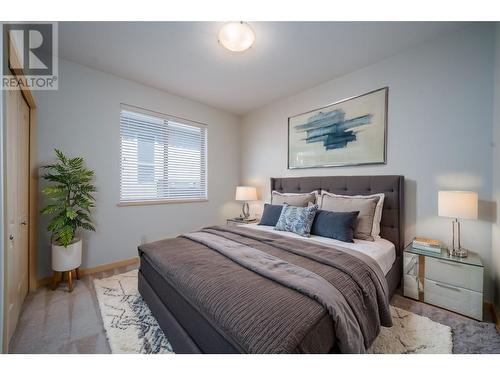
xmin=218 ymin=22 xmax=255 ymax=52
xmin=235 ymin=186 xmax=257 ymax=201
xmin=438 ymin=191 xmax=478 ymax=219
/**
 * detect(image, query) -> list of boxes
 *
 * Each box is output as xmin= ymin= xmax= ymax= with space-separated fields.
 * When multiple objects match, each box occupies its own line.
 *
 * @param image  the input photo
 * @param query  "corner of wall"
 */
xmin=492 ymin=22 xmax=500 ymax=321
xmin=235 ymin=113 xmax=245 ymax=185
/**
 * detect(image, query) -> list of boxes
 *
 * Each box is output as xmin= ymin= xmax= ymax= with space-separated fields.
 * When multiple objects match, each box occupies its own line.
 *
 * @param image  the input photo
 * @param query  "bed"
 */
xmin=138 ymin=175 xmax=404 ymax=353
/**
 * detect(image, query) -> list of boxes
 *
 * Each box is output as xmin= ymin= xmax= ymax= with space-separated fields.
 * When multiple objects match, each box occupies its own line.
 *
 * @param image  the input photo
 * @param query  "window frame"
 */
xmin=118 ymin=104 xmax=208 ymax=206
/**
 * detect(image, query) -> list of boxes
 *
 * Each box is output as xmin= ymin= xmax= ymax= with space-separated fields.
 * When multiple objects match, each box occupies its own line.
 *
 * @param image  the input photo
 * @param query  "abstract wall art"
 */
xmin=288 ymin=87 xmax=388 ymax=169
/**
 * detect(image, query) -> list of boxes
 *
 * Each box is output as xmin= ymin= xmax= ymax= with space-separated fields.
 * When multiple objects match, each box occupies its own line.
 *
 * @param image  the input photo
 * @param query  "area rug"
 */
xmin=94 ymin=270 xmax=452 ymax=354
xmin=368 ymin=306 xmax=452 ymax=354
xmin=94 ymin=270 xmax=173 ymax=353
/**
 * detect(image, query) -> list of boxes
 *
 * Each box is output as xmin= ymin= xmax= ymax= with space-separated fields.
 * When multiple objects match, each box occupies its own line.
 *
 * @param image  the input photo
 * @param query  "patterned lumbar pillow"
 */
xmin=275 ymin=204 xmax=319 ymax=237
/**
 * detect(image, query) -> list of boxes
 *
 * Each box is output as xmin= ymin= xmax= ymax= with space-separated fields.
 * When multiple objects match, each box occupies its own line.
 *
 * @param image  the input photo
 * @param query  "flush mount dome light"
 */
xmin=218 ymin=22 xmax=255 ymax=52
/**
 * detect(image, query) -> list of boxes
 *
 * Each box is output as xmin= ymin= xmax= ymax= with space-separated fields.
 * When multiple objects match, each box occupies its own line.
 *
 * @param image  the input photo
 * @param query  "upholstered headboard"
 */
xmin=270 ymin=175 xmax=405 ymax=257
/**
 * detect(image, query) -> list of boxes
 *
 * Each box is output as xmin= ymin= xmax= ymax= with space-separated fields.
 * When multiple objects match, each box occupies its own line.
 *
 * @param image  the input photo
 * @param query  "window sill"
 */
xmin=117 ymin=198 xmax=208 ymax=207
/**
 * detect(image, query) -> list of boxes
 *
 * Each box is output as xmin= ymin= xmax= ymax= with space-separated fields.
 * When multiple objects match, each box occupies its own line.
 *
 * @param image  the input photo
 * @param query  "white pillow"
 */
xmin=319 ymin=191 xmax=385 ymax=239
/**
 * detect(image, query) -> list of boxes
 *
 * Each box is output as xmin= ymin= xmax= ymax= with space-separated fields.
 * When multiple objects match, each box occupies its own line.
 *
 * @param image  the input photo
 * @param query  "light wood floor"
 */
xmin=9 ymin=265 xmax=500 ymax=353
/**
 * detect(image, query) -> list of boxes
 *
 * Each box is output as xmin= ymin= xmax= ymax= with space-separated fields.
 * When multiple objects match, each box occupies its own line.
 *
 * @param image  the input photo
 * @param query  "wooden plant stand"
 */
xmin=51 ymin=268 xmax=80 ymax=292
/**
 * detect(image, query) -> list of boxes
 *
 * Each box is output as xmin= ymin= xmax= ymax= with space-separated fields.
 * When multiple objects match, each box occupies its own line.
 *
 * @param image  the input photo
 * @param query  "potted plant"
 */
xmin=41 ymin=149 xmax=96 ymax=276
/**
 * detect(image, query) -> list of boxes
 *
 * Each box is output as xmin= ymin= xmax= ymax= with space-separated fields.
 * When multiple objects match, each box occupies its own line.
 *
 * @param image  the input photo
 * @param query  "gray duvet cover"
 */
xmin=139 ymin=225 xmax=392 ymax=353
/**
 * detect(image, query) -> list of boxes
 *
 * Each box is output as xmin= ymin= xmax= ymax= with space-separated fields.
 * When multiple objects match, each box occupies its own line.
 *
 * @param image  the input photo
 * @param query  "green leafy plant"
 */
xmin=40 ymin=149 xmax=96 ymax=247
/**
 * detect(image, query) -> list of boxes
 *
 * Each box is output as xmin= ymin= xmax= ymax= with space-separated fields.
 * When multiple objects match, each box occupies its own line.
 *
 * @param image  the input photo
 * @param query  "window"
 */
xmin=120 ymin=105 xmax=207 ymax=203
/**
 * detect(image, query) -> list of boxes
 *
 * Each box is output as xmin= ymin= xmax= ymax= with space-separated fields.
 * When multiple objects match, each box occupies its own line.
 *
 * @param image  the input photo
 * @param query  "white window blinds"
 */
xmin=120 ymin=105 xmax=207 ymax=203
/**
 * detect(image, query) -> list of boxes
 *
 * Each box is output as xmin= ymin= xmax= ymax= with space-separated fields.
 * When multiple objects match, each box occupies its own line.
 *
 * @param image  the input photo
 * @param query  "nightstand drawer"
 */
xmin=425 ymin=256 xmax=483 ymax=292
xmin=424 ymin=279 xmax=483 ymax=320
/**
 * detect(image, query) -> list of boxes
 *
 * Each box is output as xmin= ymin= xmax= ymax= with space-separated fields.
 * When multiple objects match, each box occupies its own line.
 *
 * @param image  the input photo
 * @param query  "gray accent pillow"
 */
xmin=275 ymin=204 xmax=318 ymax=237
xmin=320 ymin=192 xmax=380 ymax=241
xmin=258 ymin=204 xmax=284 ymax=226
xmin=310 ymin=210 xmax=359 ymax=243
xmin=271 ymin=191 xmax=316 ymax=207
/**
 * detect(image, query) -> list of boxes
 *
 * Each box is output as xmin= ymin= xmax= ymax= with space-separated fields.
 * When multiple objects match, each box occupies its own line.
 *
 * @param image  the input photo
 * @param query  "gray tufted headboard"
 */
xmin=270 ymin=175 xmax=405 ymax=257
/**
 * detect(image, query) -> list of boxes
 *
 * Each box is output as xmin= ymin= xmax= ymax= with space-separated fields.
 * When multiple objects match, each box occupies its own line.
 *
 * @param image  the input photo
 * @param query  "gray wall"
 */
xmin=241 ymin=24 xmax=496 ymax=300
xmin=35 ymin=59 xmax=241 ymax=278
xmin=0 ymin=23 xmax=5 ymax=351
xmin=492 ymin=23 xmax=500 ymax=316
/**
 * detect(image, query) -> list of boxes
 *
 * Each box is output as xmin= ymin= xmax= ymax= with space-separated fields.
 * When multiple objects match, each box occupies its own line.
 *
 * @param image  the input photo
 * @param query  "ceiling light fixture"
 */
xmin=218 ymin=22 xmax=255 ymax=52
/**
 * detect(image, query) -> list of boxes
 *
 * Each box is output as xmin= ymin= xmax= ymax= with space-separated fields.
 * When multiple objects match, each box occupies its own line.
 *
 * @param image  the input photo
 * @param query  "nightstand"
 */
xmin=403 ymin=243 xmax=484 ymax=320
xmin=226 ymin=217 xmax=258 ymax=226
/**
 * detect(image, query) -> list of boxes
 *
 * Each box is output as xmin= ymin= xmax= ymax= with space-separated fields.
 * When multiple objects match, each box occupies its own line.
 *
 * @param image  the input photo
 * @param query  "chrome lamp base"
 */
xmin=240 ymin=202 xmax=250 ymax=219
xmin=448 ymin=218 xmax=468 ymax=258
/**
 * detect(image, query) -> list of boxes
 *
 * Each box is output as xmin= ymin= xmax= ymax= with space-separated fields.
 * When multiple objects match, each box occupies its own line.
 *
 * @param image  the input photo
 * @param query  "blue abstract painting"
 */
xmin=288 ymin=88 xmax=387 ymax=169
xmin=295 ymin=109 xmax=373 ymax=151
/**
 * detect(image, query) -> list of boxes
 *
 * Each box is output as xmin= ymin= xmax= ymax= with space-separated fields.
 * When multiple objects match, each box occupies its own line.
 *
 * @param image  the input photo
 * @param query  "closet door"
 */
xmin=17 ymin=92 xmax=30 ymax=300
xmin=5 ymin=89 xmax=30 ymax=346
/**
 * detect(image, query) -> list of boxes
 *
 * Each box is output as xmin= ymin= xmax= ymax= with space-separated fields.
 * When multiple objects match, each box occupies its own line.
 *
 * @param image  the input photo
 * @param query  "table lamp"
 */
xmin=438 ymin=190 xmax=478 ymax=258
xmin=235 ymin=186 xmax=257 ymax=219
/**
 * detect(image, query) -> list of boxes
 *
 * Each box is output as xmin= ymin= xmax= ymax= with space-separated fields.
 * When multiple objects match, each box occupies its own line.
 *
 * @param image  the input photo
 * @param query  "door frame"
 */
xmin=2 ymin=33 xmax=38 ymax=353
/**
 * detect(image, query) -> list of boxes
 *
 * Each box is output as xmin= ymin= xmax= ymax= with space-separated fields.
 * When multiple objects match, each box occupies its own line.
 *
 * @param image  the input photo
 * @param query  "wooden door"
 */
xmin=17 ymin=92 xmax=30 ymax=299
xmin=5 ymin=89 xmax=30 ymax=345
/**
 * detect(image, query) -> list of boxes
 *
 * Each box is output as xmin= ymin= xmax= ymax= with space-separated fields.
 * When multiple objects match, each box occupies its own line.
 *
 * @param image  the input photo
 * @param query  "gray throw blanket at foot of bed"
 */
xmin=182 ymin=226 xmax=392 ymax=354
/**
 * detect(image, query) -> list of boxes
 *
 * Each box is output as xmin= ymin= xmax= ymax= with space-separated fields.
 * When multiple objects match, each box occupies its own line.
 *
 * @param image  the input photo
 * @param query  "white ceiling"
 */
xmin=59 ymin=22 xmax=466 ymax=115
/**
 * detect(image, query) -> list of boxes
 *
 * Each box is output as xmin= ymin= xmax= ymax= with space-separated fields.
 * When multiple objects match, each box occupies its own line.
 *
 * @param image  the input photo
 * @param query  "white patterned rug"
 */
xmin=94 ymin=270 xmax=452 ymax=354
xmin=368 ymin=306 xmax=452 ymax=354
xmin=94 ymin=270 xmax=173 ymax=354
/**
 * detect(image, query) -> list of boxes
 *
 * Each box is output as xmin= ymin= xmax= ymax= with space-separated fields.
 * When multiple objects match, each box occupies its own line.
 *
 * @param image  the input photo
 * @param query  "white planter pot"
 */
xmin=52 ymin=238 xmax=82 ymax=272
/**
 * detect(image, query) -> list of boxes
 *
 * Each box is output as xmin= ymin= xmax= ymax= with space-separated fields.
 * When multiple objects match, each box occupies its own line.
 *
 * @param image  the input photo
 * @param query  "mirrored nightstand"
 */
xmin=403 ymin=243 xmax=484 ymax=320
xmin=226 ymin=217 xmax=258 ymax=226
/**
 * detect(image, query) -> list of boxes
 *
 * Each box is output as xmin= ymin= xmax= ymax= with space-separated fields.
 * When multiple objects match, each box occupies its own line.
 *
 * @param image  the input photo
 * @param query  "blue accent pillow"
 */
xmin=310 ymin=210 xmax=359 ymax=243
xmin=275 ymin=204 xmax=318 ymax=237
xmin=258 ymin=204 xmax=284 ymax=226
